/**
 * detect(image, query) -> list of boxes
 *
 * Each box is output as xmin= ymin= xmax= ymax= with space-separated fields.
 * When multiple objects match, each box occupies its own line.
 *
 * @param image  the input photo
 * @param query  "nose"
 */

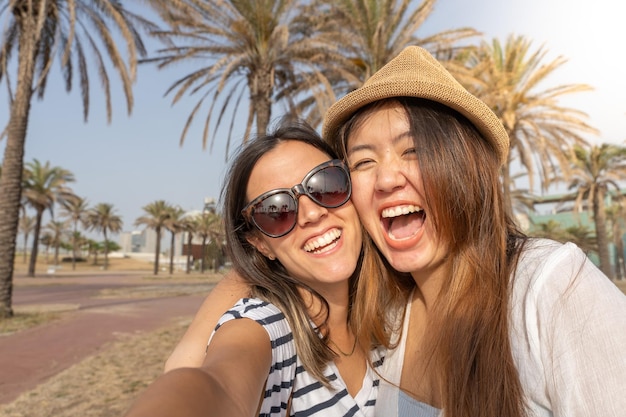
xmin=375 ymin=160 xmax=407 ymax=193
xmin=297 ymin=195 xmax=328 ymax=227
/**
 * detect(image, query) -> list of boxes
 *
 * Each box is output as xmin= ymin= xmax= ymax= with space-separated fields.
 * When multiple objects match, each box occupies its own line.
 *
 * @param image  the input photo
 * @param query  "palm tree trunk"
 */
xmin=254 ymin=68 xmax=273 ymax=135
xmin=169 ymin=231 xmax=175 ymax=275
xmin=28 ymin=210 xmax=44 ymax=278
xmin=201 ymin=237 xmax=207 ymax=273
xmin=594 ymin=189 xmax=612 ymax=278
xmin=103 ymin=230 xmax=109 ymax=270
xmin=153 ymin=227 xmax=161 ymax=275
xmin=22 ymin=233 xmax=29 ymax=263
xmin=72 ymin=222 xmax=78 ymax=270
xmin=0 ymin=19 xmax=38 ymax=317
xmin=186 ymin=232 xmax=193 ymax=274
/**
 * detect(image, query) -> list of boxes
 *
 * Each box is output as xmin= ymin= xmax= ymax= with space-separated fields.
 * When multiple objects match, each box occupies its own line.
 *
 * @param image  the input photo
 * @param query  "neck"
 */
xmin=410 ymin=261 xmax=449 ymax=311
xmin=299 ymin=281 xmax=350 ymax=329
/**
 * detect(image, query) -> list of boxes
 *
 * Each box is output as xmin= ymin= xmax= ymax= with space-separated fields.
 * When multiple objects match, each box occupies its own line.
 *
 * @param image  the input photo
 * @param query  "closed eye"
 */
xmin=349 ymin=159 xmax=374 ymax=171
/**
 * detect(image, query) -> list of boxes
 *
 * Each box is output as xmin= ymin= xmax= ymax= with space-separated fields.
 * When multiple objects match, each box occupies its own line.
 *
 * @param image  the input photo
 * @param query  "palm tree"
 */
xmin=463 ymin=35 xmax=597 ymax=214
xmin=60 ymin=196 xmax=89 ymax=270
xmin=135 ymin=200 xmax=172 ymax=275
xmin=164 ymin=205 xmax=185 ymax=275
xmin=195 ymin=211 xmax=223 ymax=273
xmin=564 ymin=224 xmax=598 ymax=257
xmin=45 ymin=220 xmax=68 ymax=266
xmin=145 ymin=0 xmax=349 ymax=155
xmin=606 ymin=203 xmax=626 ymax=280
xmin=39 ymin=232 xmax=54 ymax=264
xmin=286 ymin=0 xmax=479 ymax=126
xmin=180 ymin=214 xmax=199 ymax=274
xmin=18 ymin=214 xmax=35 ymax=263
xmin=22 ymin=160 xmax=75 ymax=277
xmin=568 ymin=143 xmax=626 ymax=278
xmin=0 ymin=1 xmax=156 ymax=318
xmin=86 ymin=203 xmax=123 ymax=270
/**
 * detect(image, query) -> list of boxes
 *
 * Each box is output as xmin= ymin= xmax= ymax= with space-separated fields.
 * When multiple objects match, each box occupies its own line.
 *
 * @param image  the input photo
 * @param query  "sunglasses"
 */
xmin=242 ymin=159 xmax=352 ymax=238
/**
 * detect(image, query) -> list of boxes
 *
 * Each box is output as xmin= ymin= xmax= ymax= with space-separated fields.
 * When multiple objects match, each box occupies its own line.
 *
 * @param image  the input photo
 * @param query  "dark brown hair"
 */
xmin=221 ymin=117 xmax=396 ymax=384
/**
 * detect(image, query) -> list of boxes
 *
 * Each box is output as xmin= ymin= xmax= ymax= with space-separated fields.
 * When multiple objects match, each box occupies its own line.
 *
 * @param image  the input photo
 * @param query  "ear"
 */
xmin=246 ymin=234 xmax=277 ymax=261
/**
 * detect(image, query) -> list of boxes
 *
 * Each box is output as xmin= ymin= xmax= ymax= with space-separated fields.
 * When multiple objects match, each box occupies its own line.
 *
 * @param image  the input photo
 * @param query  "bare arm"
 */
xmin=164 ymin=270 xmax=251 ymax=372
xmin=125 ymin=318 xmax=271 ymax=417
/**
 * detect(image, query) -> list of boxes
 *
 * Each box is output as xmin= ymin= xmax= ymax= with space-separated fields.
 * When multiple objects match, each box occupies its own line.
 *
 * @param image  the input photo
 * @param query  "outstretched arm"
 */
xmin=125 ymin=318 xmax=270 ymax=417
xmin=164 ymin=270 xmax=251 ymax=372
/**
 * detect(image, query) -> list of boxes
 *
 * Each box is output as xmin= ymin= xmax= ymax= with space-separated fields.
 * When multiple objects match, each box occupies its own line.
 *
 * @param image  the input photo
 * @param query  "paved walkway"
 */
xmin=0 ymin=272 xmax=212 ymax=405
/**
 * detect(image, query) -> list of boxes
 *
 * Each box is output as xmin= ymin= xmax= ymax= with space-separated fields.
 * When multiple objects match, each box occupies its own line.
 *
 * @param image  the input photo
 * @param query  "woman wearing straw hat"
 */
xmin=165 ymin=47 xmax=626 ymax=417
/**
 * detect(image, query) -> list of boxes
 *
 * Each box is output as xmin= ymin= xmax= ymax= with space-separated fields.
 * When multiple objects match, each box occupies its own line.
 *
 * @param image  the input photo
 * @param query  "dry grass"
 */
xmin=0 ymin=311 xmax=63 ymax=335
xmin=12 ymin=254 xmax=171 ymax=275
xmin=0 ymin=320 xmax=187 ymax=417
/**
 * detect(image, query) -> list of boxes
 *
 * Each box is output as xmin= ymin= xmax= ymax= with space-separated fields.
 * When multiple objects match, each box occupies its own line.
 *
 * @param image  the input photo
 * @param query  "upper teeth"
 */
xmin=304 ymin=229 xmax=341 ymax=252
xmin=381 ymin=205 xmax=422 ymax=218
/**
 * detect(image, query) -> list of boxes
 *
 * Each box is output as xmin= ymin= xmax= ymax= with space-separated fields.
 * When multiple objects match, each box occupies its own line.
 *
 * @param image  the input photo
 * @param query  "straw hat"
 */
xmin=323 ymin=46 xmax=509 ymax=165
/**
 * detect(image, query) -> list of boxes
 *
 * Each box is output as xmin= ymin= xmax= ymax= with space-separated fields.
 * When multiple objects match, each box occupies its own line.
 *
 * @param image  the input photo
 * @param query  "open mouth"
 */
xmin=381 ymin=205 xmax=425 ymax=240
xmin=304 ymin=229 xmax=341 ymax=253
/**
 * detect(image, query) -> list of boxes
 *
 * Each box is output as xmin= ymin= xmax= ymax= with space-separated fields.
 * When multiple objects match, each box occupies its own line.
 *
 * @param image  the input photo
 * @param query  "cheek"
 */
xmin=350 ymin=175 xmax=374 ymax=217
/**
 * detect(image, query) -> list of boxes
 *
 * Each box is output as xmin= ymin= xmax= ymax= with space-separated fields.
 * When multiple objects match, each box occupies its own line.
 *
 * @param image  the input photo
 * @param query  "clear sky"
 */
xmin=1 ymin=0 xmax=624 ymax=239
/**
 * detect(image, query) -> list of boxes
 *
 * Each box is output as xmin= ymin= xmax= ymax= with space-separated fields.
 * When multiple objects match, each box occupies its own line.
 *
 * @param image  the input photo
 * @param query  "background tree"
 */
xmin=21 ymin=160 xmax=74 ymax=277
xmin=462 ymin=35 xmax=597 ymax=214
xmin=146 ymin=0 xmax=344 ymax=155
xmin=568 ymin=143 xmax=626 ymax=278
xmin=60 ymin=196 xmax=89 ymax=270
xmin=0 ymin=1 xmax=156 ymax=318
xmin=278 ymin=0 xmax=479 ymax=127
xmin=45 ymin=220 xmax=69 ymax=266
xmin=18 ymin=214 xmax=35 ymax=263
xmin=180 ymin=215 xmax=199 ymax=274
xmin=164 ymin=205 xmax=185 ymax=275
xmin=135 ymin=200 xmax=172 ymax=275
xmin=86 ymin=203 xmax=123 ymax=271
xmin=195 ymin=211 xmax=223 ymax=273
xmin=606 ymin=203 xmax=626 ymax=280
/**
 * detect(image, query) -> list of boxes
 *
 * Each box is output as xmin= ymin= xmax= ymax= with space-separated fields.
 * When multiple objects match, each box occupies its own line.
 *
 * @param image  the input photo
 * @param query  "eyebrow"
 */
xmin=347 ymin=131 xmax=413 ymax=156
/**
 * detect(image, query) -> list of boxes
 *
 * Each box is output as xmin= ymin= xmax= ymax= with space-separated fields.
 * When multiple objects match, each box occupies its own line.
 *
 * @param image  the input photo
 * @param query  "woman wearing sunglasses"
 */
xmin=124 ymin=119 xmax=403 ymax=417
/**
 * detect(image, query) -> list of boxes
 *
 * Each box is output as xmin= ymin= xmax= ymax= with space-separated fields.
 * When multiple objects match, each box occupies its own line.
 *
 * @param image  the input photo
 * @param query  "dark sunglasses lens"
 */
xmin=251 ymin=193 xmax=297 ymax=237
xmin=306 ymin=166 xmax=350 ymax=207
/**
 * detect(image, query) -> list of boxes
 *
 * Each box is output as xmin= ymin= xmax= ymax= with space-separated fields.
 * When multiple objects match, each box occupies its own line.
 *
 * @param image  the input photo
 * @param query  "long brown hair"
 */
xmin=222 ymin=117 xmax=397 ymax=384
xmin=336 ymin=97 xmax=528 ymax=417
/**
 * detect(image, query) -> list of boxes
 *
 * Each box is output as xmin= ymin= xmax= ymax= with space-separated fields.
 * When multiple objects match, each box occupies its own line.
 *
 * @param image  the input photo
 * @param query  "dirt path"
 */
xmin=0 ymin=272 xmax=215 ymax=405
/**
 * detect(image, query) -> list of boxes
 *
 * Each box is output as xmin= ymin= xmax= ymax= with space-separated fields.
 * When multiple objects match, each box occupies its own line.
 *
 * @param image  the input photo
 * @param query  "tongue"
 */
xmin=388 ymin=213 xmax=423 ymax=239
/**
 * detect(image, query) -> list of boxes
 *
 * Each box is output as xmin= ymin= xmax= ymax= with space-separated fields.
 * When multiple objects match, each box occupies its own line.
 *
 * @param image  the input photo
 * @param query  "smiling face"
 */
xmin=245 ymin=140 xmax=362 ymax=295
xmin=344 ymin=101 xmax=448 ymax=281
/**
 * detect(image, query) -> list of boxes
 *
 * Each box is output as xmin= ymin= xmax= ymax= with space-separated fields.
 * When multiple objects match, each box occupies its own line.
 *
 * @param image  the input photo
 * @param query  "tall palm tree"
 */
xmin=60 ymin=195 xmax=89 ymax=270
xmin=0 ymin=1 xmax=156 ymax=318
xmin=45 ymin=220 xmax=68 ymax=266
xmin=145 ymin=0 xmax=347 ymax=155
xmin=568 ymin=143 xmax=626 ymax=278
xmin=18 ymin=214 xmax=35 ymax=263
xmin=22 ymin=159 xmax=74 ymax=277
xmin=135 ymin=200 xmax=172 ymax=275
xmin=463 ymin=35 xmax=597 ymax=214
xmin=86 ymin=203 xmax=123 ymax=270
xmin=164 ymin=205 xmax=185 ymax=275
